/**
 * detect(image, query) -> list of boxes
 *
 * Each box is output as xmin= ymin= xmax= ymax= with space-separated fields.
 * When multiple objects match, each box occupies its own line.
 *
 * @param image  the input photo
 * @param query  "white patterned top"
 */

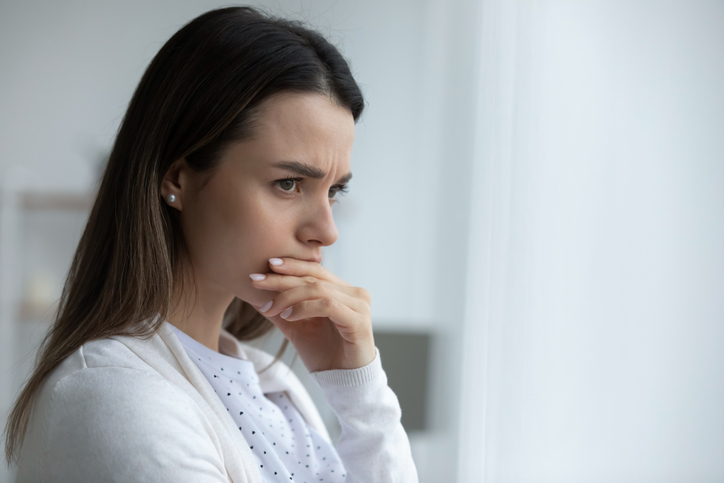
xmin=171 ymin=324 xmax=346 ymax=483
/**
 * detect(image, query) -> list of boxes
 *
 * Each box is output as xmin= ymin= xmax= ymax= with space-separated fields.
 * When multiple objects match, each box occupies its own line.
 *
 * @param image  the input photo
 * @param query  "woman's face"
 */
xmin=168 ymin=91 xmax=355 ymax=308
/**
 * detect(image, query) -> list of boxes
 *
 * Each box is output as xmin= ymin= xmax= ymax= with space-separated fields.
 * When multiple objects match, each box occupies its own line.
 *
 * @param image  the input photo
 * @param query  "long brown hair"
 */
xmin=4 ymin=5 xmax=364 ymax=466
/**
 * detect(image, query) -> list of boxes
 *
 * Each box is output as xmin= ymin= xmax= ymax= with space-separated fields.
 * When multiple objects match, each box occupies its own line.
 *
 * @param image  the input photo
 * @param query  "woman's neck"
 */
xmin=166 ymin=268 xmax=235 ymax=352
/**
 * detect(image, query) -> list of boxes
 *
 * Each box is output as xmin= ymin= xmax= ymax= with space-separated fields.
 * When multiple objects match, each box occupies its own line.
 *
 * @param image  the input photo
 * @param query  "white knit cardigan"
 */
xmin=15 ymin=319 xmax=418 ymax=482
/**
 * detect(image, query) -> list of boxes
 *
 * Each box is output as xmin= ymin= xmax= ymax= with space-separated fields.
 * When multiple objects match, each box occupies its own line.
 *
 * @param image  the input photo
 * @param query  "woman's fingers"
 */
xmin=253 ymin=282 xmax=370 ymax=319
xmin=276 ymin=298 xmax=371 ymax=342
xmin=266 ymin=257 xmax=349 ymax=286
xmin=247 ymin=256 xmax=376 ymax=371
xmin=250 ymin=272 xmax=368 ymax=301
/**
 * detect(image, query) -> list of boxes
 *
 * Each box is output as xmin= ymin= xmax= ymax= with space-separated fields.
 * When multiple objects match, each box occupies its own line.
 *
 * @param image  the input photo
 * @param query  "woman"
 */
xmin=4 ymin=6 xmax=418 ymax=482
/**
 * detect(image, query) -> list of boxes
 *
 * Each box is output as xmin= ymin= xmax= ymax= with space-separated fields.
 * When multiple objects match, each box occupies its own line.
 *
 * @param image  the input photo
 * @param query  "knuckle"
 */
xmin=320 ymin=297 xmax=335 ymax=309
xmin=355 ymin=287 xmax=371 ymax=302
xmin=310 ymin=280 xmax=326 ymax=294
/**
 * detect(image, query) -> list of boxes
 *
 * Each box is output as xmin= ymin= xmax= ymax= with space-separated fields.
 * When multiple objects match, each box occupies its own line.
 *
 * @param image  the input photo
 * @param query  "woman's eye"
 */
xmin=329 ymin=185 xmax=349 ymax=199
xmin=275 ymin=178 xmax=301 ymax=192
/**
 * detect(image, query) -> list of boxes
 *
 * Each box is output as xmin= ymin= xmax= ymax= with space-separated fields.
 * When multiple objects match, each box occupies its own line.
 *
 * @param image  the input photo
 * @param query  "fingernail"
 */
xmin=269 ymin=258 xmax=283 ymax=266
xmin=249 ymin=273 xmax=266 ymax=281
xmin=280 ymin=307 xmax=293 ymax=319
xmin=259 ymin=301 xmax=273 ymax=313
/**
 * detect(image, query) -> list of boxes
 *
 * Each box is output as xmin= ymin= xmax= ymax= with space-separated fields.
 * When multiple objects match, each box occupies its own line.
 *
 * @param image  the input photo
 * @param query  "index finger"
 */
xmin=267 ymin=257 xmax=350 ymax=286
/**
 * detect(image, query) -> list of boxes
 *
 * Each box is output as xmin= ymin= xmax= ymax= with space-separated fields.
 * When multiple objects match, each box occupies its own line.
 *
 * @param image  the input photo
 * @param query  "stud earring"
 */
xmin=167 ymin=194 xmax=176 ymax=203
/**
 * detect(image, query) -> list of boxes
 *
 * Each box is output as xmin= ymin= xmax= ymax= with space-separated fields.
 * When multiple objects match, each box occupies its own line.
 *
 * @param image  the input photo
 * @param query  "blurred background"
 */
xmin=1 ymin=0 xmax=723 ymax=482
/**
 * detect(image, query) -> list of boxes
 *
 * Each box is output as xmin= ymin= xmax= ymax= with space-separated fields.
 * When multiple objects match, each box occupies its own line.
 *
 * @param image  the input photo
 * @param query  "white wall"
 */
xmin=460 ymin=1 xmax=724 ymax=481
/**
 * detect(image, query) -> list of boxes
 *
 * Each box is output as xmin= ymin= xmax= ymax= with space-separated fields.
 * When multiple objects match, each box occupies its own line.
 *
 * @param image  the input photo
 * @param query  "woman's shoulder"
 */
xmin=36 ymin=332 xmax=211 ymax=422
xmin=28 ymin=337 xmax=164 ymax=416
xmin=28 ymin=336 xmax=208 ymax=438
xmin=27 ymin=334 xmax=172 ymax=403
xmin=16 ymin=337 xmax=226 ymax=482
xmin=53 ymin=336 xmax=181 ymax=393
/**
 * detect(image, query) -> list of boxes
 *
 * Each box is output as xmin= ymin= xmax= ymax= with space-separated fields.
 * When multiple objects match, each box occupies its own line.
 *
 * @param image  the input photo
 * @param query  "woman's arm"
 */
xmin=311 ymin=348 xmax=420 ymax=483
xmin=249 ymin=257 xmax=419 ymax=481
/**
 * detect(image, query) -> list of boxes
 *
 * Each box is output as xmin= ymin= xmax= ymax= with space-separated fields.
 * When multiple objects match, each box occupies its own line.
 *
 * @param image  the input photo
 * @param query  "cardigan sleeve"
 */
xmin=33 ymin=366 xmax=231 ymax=483
xmin=309 ymin=348 xmax=419 ymax=483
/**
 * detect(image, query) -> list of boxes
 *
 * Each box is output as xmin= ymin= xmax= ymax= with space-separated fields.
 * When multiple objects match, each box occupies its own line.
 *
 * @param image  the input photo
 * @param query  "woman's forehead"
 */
xmin=254 ymin=92 xmax=355 ymax=142
xmin=225 ymin=92 xmax=355 ymax=173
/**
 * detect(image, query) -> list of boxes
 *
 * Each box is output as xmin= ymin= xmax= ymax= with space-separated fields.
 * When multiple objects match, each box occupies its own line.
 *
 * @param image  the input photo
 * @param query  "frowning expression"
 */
xmin=170 ymin=91 xmax=355 ymax=307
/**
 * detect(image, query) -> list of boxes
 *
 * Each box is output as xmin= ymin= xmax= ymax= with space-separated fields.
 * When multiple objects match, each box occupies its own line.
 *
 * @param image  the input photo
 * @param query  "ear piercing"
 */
xmin=166 ymin=194 xmax=176 ymax=203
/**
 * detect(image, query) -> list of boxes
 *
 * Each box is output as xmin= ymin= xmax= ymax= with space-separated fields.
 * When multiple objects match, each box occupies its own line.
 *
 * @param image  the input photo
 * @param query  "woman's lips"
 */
xmin=283 ymin=255 xmax=322 ymax=264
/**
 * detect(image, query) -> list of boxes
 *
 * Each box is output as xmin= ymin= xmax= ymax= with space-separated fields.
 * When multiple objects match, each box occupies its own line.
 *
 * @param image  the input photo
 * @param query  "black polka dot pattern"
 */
xmin=171 ymin=325 xmax=347 ymax=482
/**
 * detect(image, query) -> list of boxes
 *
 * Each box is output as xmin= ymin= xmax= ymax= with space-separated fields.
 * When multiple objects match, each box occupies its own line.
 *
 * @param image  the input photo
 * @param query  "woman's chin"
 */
xmin=236 ymin=291 xmax=268 ymax=310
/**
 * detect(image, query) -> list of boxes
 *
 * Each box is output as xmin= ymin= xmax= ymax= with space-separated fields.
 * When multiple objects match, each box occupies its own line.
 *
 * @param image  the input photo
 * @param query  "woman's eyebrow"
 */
xmin=272 ymin=160 xmax=352 ymax=184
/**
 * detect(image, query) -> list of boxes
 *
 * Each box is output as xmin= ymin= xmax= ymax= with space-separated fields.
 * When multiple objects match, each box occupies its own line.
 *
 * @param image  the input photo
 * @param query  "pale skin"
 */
xmin=160 ymin=91 xmax=375 ymax=373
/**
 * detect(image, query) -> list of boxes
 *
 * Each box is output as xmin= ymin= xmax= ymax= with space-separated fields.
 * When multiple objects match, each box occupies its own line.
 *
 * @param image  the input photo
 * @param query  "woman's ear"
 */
xmin=160 ymin=158 xmax=190 ymax=211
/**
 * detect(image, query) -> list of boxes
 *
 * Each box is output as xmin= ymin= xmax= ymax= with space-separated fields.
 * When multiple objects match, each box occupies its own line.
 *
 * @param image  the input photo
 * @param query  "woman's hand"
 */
xmin=249 ymin=258 xmax=376 ymax=373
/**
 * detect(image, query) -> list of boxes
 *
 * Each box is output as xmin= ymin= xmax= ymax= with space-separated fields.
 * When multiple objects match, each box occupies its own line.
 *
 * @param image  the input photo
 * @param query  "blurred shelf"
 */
xmin=17 ymin=299 xmax=58 ymax=323
xmin=20 ymin=191 xmax=96 ymax=212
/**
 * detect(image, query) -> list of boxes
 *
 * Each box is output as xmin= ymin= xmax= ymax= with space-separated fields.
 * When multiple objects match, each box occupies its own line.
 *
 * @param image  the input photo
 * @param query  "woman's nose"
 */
xmin=297 ymin=198 xmax=338 ymax=247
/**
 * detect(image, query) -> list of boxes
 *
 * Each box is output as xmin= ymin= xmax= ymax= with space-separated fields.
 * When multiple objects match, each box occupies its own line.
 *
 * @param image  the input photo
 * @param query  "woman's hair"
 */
xmin=4 ymin=5 xmax=364 ymax=465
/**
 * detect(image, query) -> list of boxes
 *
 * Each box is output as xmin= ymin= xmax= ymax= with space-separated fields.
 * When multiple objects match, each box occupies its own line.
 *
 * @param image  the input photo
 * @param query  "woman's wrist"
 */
xmin=310 ymin=347 xmax=382 ymax=388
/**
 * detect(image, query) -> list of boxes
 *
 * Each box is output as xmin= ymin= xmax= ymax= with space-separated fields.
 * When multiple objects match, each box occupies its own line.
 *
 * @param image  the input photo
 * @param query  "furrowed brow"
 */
xmin=272 ymin=161 xmax=352 ymax=184
xmin=335 ymin=172 xmax=352 ymax=184
xmin=273 ymin=161 xmax=325 ymax=178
